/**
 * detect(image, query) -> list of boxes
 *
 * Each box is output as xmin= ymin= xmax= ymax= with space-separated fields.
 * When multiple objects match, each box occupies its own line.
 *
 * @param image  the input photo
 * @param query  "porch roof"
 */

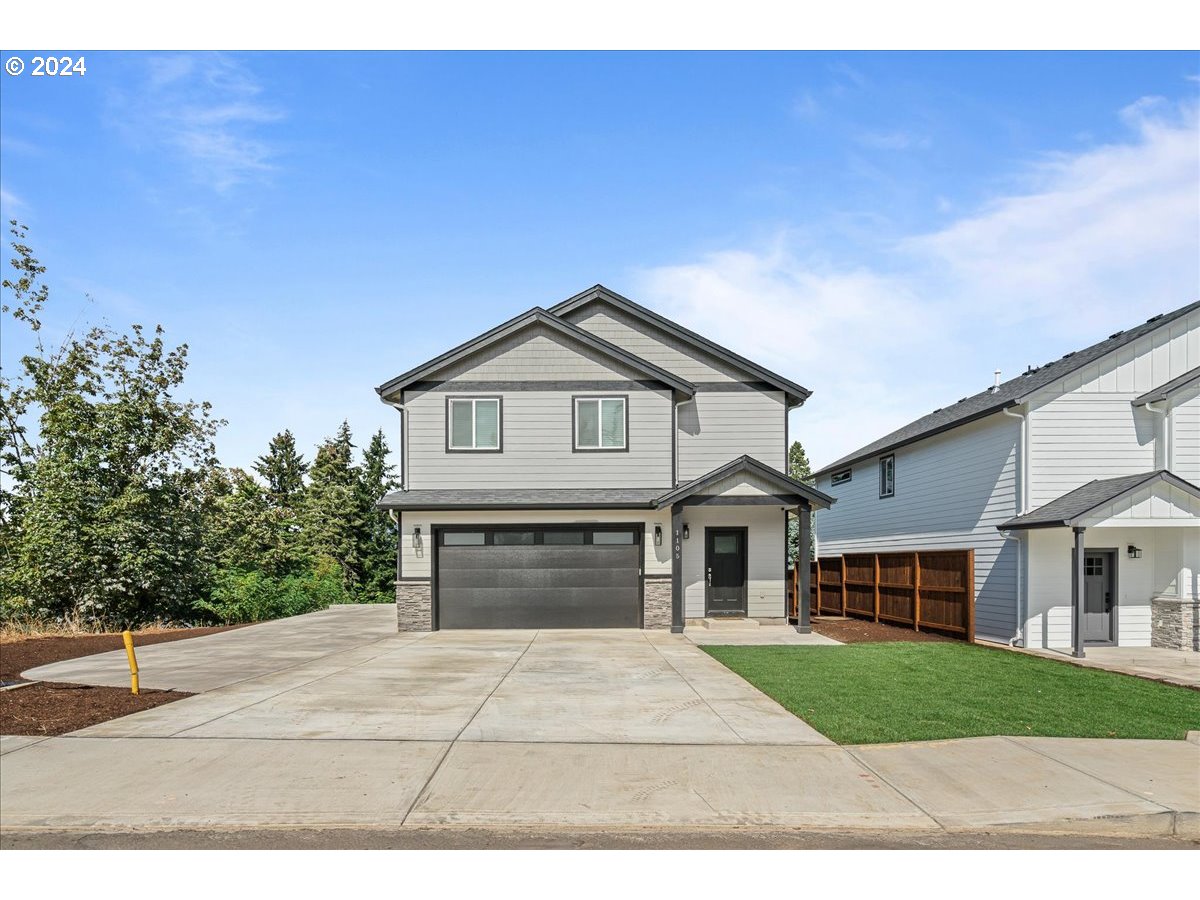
xmin=1131 ymin=365 xmax=1200 ymax=406
xmin=997 ymin=470 xmax=1200 ymax=530
xmin=653 ymin=455 xmax=836 ymax=511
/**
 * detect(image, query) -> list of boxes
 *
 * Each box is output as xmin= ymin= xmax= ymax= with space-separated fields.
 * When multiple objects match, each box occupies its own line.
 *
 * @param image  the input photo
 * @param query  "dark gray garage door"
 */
xmin=435 ymin=526 xmax=642 ymax=629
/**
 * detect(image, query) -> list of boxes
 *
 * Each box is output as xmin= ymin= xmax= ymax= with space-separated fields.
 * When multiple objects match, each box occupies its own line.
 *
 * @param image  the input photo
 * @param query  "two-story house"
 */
xmin=812 ymin=300 xmax=1200 ymax=654
xmin=376 ymin=285 xmax=834 ymax=633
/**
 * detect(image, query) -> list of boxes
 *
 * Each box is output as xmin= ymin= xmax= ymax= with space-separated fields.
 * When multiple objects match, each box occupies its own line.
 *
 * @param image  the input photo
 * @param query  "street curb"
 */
xmin=1186 ymin=731 xmax=1199 ymax=746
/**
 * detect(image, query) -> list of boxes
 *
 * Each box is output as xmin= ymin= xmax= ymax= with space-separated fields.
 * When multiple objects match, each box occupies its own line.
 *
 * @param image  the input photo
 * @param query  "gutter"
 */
xmin=1143 ymin=400 xmax=1170 ymax=470
xmin=999 ymin=405 xmax=1028 ymax=647
xmin=382 ymin=398 xmax=408 ymax=490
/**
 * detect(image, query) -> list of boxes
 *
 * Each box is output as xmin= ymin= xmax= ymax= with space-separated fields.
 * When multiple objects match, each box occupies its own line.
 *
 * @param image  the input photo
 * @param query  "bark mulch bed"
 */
xmin=811 ymin=616 xmax=959 ymax=644
xmin=1 ymin=682 xmax=190 ymax=736
xmin=1 ymin=624 xmax=241 ymax=736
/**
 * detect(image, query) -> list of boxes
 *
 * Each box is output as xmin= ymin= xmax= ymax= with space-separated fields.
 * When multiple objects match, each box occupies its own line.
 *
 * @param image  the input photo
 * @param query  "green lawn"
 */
xmin=701 ymin=643 xmax=1200 ymax=745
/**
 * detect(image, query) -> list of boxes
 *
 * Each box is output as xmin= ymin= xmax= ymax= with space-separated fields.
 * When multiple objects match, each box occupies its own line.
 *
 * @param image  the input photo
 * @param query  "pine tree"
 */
xmin=357 ymin=429 xmax=399 ymax=601
xmin=253 ymin=430 xmax=308 ymax=506
xmin=786 ymin=439 xmax=815 ymax=566
xmin=302 ymin=422 xmax=363 ymax=591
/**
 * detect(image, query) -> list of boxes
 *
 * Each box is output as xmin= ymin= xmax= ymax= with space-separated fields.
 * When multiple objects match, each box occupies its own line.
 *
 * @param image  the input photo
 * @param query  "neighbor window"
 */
xmin=831 ymin=469 xmax=852 ymax=486
xmin=448 ymin=397 xmax=501 ymax=451
xmin=574 ymin=397 xmax=626 ymax=450
xmin=879 ymin=454 xmax=895 ymax=498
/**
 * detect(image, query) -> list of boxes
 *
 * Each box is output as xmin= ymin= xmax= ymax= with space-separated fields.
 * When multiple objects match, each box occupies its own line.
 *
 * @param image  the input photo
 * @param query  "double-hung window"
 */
xmin=574 ymin=396 xmax=627 ymax=451
xmin=447 ymin=397 xmax=501 ymax=451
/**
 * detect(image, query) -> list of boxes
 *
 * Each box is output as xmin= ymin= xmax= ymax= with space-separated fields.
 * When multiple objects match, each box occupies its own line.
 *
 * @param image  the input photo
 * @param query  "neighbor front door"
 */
xmin=1083 ymin=551 xmax=1115 ymax=644
xmin=705 ymin=528 xmax=747 ymax=616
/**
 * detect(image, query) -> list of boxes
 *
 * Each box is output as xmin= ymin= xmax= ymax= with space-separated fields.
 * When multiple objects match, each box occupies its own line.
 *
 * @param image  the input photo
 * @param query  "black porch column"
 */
xmin=671 ymin=502 xmax=684 ymax=633
xmin=796 ymin=500 xmax=812 ymax=634
xmin=1072 ymin=526 xmax=1086 ymax=658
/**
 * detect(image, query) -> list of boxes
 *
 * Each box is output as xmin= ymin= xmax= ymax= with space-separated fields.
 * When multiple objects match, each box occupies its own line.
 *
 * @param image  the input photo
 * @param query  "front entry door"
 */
xmin=705 ymin=528 xmax=747 ymax=616
xmin=1083 ymin=551 xmax=1116 ymax=644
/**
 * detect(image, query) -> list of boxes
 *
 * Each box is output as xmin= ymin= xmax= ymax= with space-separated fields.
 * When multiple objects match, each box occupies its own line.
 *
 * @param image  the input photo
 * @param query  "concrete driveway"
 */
xmin=25 ymin=609 xmax=828 ymax=745
xmin=5 ymin=606 xmax=1198 ymax=835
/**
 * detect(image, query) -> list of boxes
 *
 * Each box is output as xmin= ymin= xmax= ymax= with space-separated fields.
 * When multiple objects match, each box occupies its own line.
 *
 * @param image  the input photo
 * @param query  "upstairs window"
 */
xmin=879 ymin=454 xmax=895 ymax=498
xmin=574 ymin=396 xmax=627 ymax=451
xmin=831 ymin=469 xmax=852 ymax=486
xmin=447 ymin=397 xmax=501 ymax=451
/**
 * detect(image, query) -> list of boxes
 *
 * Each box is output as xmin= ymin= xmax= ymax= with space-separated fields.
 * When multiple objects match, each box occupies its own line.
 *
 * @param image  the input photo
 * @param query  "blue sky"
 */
xmin=2 ymin=51 xmax=1197 ymax=471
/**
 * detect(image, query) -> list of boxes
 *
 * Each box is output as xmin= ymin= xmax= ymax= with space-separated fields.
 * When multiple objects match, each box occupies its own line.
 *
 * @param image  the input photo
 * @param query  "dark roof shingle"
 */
xmin=813 ymin=300 xmax=1200 ymax=477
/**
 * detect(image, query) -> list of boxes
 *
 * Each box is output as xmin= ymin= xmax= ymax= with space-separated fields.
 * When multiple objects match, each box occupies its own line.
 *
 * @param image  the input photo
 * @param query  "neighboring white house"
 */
xmin=813 ymin=300 xmax=1200 ymax=653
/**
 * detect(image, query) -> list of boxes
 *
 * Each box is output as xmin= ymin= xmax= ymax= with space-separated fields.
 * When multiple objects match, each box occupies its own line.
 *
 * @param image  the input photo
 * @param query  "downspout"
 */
xmin=1144 ymin=401 xmax=1170 ymax=470
xmin=383 ymin=399 xmax=408 ymax=490
xmin=1001 ymin=405 xmax=1028 ymax=646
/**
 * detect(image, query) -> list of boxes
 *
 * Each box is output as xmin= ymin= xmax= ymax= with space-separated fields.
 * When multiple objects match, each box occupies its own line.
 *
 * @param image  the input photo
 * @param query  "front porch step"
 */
xmin=701 ymin=617 xmax=760 ymax=630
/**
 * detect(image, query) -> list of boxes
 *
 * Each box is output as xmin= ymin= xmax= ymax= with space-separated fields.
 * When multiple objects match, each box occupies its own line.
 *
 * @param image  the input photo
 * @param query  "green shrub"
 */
xmin=194 ymin=562 xmax=354 ymax=624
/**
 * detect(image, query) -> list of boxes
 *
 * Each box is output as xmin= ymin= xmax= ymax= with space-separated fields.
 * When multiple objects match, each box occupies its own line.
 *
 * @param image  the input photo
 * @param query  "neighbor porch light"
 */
xmin=1127 ymin=544 xmax=1142 ymax=559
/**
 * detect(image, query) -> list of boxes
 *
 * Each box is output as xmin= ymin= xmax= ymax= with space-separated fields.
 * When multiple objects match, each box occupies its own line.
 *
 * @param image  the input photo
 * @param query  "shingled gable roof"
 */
xmin=997 ymin=470 xmax=1200 ymax=530
xmin=653 ymin=455 xmax=835 ymax=510
xmin=549 ymin=284 xmax=813 ymax=407
xmin=376 ymin=307 xmax=696 ymax=401
xmin=813 ymin=299 xmax=1200 ymax=478
xmin=1132 ymin=365 xmax=1200 ymax=406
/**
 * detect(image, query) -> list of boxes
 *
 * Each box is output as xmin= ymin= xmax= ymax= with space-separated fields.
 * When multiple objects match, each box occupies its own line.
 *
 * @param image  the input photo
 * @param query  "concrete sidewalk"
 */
xmin=2 ymin=732 xmax=1196 ymax=835
xmin=1012 ymin=645 xmax=1200 ymax=689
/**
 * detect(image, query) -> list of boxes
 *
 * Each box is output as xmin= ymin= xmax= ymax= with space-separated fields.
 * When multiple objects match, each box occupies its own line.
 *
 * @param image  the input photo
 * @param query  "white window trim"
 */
xmin=879 ymin=454 xmax=895 ymax=498
xmin=447 ymin=397 xmax=502 ymax=452
xmin=573 ymin=396 xmax=628 ymax=451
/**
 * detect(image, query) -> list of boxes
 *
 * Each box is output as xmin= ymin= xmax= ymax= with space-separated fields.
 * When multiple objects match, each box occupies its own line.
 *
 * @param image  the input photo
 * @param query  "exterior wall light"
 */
xmin=654 ymin=525 xmax=663 ymax=546
xmin=682 ymin=523 xmax=690 ymax=540
xmin=1127 ymin=545 xmax=1142 ymax=559
xmin=413 ymin=525 xmax=422 ymax=549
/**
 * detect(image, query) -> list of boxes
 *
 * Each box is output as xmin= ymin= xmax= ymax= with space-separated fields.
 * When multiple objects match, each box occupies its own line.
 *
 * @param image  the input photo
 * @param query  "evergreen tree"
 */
xmin=302 ymin=421 xmax=363 ymax=591
xmin=357 ymin=429 xmax=398 ymax=601
xmin=786 ymin=439 xmax=816 ymax=567
xmin=253 ymin=429 xmax=308 ymax=506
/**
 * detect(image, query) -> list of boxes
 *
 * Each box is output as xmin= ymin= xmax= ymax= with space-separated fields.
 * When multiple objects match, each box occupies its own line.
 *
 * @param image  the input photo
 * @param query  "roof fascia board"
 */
xmin=551 ymin=286 xmax=812 ymax=405
xmin=377 ymin=307 xmax=695 ymax=399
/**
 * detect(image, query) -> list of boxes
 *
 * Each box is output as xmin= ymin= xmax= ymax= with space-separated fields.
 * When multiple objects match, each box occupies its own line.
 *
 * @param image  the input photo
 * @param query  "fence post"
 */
xmin=873 ymin=553 xmax=880 ymax=623
xmin=840 ymin=555 xmax=847 ymax=615
xmin=913 ymin=551 xmax=922 ymax=632
xmin=966 ymin=548 xmax=975 ymax=643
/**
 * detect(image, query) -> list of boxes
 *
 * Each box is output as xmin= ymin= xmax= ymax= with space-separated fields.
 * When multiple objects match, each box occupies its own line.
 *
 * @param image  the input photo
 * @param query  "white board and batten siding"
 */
xmin=566 ymin=305 xmax=787 ymax=480
xmin=1171 ymin=391 xmax=1200 ymax=483
xmin=815 ymin=413 xmax=1022 ymax=642
xmin=404 ymin=326 xmax=674 ymax=489
xmin=1025 ymin=308 xmax=1200 ymax=506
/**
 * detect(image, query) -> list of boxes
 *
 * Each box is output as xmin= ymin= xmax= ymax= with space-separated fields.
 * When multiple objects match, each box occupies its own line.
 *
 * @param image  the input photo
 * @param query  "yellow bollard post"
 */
xmin=121 ymin=630 xmax=139 ymax=695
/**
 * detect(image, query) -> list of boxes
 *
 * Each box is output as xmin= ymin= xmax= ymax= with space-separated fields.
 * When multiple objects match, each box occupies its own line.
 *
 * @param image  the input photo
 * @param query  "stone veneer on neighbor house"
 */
xmin=1151 ymin=597 xmax=1200 ymax=652
xmin=396 ymin=581 xmax=432 ymax=632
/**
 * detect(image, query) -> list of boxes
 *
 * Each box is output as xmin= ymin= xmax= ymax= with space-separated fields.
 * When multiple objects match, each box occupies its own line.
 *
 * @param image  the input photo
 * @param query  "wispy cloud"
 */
xmin=791 ymin=90 xmax=821 ymax=120
xmin=110 ymin=54 xmax=284 ymax=192
xmin=634 ymin=95 xmax=1200 ymax=467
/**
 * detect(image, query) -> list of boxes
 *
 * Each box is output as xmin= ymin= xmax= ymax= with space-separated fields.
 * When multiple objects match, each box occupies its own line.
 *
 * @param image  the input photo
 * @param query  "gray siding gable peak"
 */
xmin=376 ymin=307 xmax=696 ymax=401
xmin=549 ymin=284 xmax=813 ymax=407
xmin=1132 ymin=365 xmax=1200 ymax=406
xmin=813 ymin=298 xmax=1200 ymax=478
xmin=996 ymin=469 xmax=1200 ymax=530
xmin=654 ymin=454 xmax=835 ymax=511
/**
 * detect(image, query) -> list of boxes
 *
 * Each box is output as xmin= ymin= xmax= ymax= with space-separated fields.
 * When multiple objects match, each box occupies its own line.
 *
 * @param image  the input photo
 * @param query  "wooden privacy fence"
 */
xmin=790 ymin=549 xmax=975 ymax=641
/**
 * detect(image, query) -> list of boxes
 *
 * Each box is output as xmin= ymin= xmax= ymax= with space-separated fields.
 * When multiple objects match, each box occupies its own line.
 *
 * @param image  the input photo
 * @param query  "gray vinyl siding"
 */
xmin=431 ymin=325 xmax=648 ymax=382
xmin=1171 ymin=392 xmax=1200 ymax=483
xmin=677 ymin=391 xmax=787 ymax=481
xmin=565 ymin=307 xmax=742 ymax=382
xmin=406 ymin=387 xmax=672 ymax=488
xmin=815 ymin=413 xmax=1021 ymax=642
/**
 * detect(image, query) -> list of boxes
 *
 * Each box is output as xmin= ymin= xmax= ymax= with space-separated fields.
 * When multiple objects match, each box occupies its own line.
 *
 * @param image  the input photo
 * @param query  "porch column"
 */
xmin=796 ymin=500 xmax=812 ymax=634
xmin=1071 ymin=526 xmax=1086 ymax=658
xmin=671 ymin=502 xmax=684 ymax=633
